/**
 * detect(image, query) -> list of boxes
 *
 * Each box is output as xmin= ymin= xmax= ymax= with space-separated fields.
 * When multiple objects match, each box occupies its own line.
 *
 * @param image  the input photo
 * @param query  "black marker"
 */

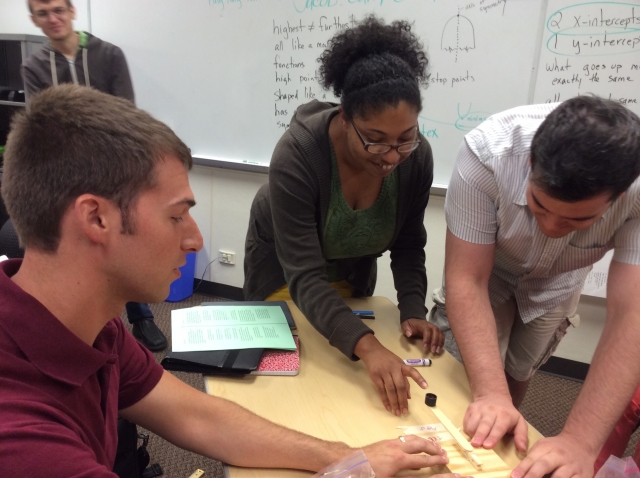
xmin=352 ymin=309 xmax=375 ymax=319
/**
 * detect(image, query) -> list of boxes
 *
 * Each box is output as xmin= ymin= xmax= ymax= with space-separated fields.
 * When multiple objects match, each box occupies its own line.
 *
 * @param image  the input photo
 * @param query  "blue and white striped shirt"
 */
xmin=445 ymin=103 xmax=640 ymax=323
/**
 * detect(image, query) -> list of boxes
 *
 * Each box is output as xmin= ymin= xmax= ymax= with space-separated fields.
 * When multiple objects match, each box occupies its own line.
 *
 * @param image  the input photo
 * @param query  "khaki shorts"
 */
xmin=429 ymin=288 xmax=580 ymax=381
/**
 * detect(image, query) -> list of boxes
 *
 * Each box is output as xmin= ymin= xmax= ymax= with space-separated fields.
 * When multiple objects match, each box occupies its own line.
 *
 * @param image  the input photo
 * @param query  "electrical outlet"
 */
xmin=219 ymin=250 xmax=235 ymax=265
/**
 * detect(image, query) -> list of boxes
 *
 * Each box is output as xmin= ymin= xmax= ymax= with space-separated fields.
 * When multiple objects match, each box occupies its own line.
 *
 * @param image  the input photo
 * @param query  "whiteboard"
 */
xmin=90 ymin=0 xmax=544 ymax=187
xmin=533 ymin=0 xmax=640 ymax=117
xmin=0 ymin=0 xmax=90 ymax=36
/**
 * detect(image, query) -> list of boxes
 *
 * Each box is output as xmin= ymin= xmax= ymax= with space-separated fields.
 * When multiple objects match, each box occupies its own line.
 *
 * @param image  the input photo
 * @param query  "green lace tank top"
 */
xmin=322 ymin=142 xmax=398 ymax=281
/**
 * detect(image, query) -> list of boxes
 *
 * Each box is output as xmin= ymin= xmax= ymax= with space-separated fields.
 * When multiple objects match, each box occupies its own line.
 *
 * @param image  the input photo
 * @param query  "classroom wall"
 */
xmin=188 ymin=166 xmax=606 ymax=365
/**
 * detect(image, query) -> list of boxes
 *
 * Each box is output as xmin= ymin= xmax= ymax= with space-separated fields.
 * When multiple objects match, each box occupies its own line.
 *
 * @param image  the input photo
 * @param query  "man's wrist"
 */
xmin=472 ymin=384 xmax=511 ymax=401
xmin=559 ymin=423 xmax=601 ymax=456
xmin=316 ymin=441 xmax=354 ymax=471
xmin=465 ymin=359 xmax=511 ymax=399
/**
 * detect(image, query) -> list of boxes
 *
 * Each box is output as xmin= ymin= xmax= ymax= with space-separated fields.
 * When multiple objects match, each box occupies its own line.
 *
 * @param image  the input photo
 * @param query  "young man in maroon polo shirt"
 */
xmin=0 ymin=85 xmax=455 ymax=477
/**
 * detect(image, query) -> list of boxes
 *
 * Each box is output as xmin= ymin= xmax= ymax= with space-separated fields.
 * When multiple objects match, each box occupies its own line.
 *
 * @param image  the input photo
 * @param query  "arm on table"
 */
xmin=512 ymin=260 xmax=640 ymax=478
xmin=120 ymin=371 xmax=452 ymax=477
xmin=445 ymin=230 xmax=528 ymax=452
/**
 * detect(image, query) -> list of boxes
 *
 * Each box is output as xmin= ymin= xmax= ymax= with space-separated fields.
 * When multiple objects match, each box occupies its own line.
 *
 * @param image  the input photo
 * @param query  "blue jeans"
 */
xmin=125 ymin=302 xmax=154 ymax=324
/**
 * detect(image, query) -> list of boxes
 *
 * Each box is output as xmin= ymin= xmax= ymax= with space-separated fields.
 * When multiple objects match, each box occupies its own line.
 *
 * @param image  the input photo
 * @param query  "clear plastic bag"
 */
xmin=595 ymin=456 xmax=640 ymax=478
xmin=312 ymin=450 xmax=375 ymax=478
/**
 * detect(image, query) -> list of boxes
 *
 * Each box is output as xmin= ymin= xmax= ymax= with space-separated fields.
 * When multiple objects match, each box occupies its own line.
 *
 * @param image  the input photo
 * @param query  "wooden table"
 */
xmin=204 ymin=297 xmax=542 ymax=477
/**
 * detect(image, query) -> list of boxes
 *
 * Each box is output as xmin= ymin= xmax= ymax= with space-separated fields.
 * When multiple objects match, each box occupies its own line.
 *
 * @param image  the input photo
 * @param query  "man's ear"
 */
xmin=69 ymin=4 xmax=76 ymax=21
xmin=73 ymin=194 xmax=119 ymax=244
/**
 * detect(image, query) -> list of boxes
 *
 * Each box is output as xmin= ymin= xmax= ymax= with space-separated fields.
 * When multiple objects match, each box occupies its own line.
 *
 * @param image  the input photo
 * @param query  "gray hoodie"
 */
xmin=22 ymin=32 xmax=134 ymax=103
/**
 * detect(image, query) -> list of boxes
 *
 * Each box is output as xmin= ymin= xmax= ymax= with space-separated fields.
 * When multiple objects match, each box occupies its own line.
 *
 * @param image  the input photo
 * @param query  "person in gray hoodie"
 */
xmin=22 ymin=0 xmax=133 ymax=103
xmin=21 ymin=0 xmax=167 ymax=353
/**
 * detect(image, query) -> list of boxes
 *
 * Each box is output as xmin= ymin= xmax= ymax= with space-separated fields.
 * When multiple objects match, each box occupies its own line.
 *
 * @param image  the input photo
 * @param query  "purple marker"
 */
xmin=403 ymin=358 xmax=432 ymax=367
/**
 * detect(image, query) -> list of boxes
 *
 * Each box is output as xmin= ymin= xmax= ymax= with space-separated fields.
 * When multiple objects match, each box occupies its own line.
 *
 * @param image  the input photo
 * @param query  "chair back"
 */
xmin=0 ymin=219 xmax=24 ymax=259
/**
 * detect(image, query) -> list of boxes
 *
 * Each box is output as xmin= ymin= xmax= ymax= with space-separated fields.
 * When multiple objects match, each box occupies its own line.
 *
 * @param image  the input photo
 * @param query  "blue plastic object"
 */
xmin=166 ymin=252 xmax=197 ymax=302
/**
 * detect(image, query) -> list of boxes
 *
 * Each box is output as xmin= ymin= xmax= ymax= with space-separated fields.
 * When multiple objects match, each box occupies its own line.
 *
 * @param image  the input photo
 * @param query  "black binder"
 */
xmin=161 ymin=301 xmax=296 ymax=375
xmin=161 ymin=348 xmax=264 ymax=375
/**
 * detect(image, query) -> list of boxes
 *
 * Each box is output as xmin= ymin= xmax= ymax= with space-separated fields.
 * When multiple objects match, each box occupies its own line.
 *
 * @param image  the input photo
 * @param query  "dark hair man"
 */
xmin=0 ymin=85 xmax=455 ymax=477
xmin=22 ymin=0 xmax=167 ymax=351
xmin=430 ymin=96 xmax=640 ymax=478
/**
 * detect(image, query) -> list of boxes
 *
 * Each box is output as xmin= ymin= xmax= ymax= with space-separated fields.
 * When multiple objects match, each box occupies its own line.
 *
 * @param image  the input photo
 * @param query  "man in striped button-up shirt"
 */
xmin=431 ymin=96 xmax=640 ymax=478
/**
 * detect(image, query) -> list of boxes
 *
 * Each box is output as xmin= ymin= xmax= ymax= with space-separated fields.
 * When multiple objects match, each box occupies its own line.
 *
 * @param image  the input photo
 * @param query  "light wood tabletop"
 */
xmin=204 ymin=297 xmax=542 ymax=477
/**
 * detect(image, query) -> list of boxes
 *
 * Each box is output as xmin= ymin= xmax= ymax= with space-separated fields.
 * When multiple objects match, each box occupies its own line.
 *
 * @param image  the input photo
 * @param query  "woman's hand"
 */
xmin=402 ymin=318 xmax=444 ymax=354
xmin=355 ymin=334 xmax=427 ymax=416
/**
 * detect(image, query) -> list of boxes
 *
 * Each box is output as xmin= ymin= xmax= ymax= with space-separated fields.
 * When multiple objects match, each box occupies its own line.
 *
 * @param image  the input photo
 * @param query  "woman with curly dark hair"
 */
xmin=244 ymin=16 xmax=443 ymax=416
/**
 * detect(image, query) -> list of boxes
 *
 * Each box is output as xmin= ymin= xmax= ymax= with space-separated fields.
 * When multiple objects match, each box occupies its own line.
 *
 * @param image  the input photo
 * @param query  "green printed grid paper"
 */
xmin=171 ymin=305 xmax=297 ymax=353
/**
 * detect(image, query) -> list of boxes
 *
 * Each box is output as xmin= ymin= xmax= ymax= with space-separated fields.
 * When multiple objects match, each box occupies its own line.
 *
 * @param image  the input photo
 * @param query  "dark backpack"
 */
xmin=112 ymin=418 xmax=149 ymax=478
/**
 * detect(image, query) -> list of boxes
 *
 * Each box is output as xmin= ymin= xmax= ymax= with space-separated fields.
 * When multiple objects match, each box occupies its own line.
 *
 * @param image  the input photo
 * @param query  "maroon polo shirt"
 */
xmin=0 ymin=259 xmax=164 ymax=476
